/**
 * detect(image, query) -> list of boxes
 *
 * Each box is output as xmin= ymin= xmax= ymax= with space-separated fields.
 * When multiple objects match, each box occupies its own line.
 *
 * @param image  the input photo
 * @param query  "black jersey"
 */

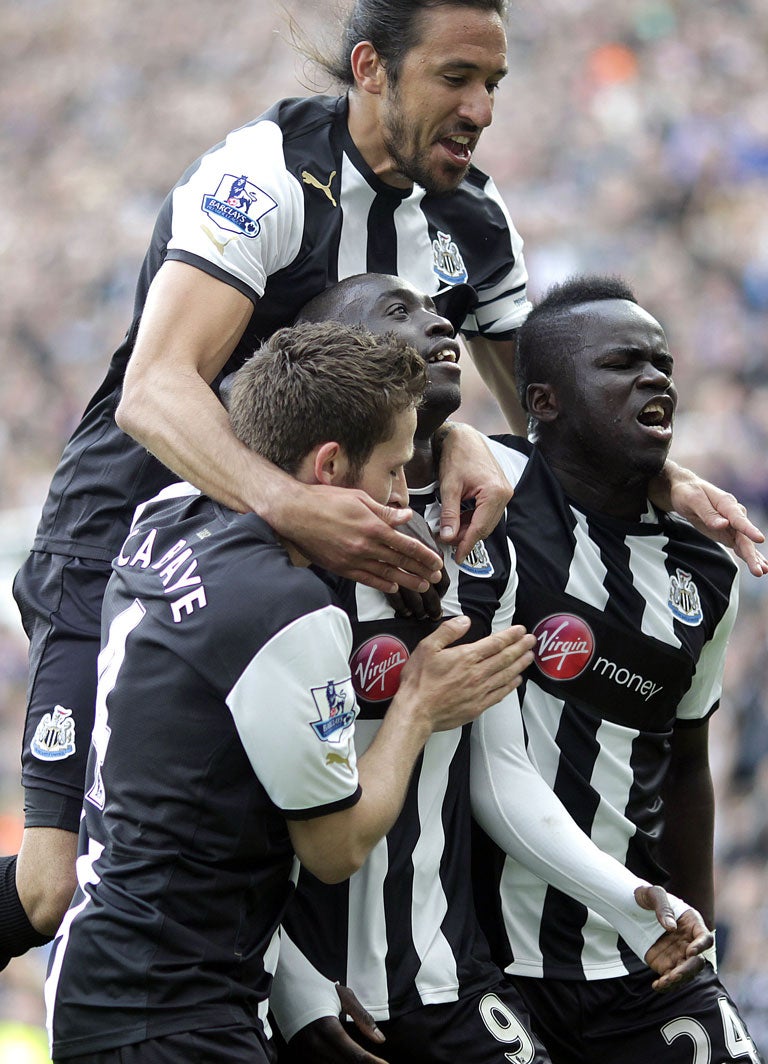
xmin=474 ymin=437 xmax=739 ymax=982
xmin=34 ymin=94 xmax=530 ymax=563
xmin=45 ymin=484 xmax=364 ymax=1059
xmin=273 ymin=485 xmax=516 ymax=1030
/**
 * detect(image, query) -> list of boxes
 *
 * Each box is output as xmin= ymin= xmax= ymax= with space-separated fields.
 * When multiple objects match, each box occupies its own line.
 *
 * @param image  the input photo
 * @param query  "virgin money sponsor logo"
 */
xmin=351 ymin=635 xmax=409 ymax=702
xmin=532 ymin=614 xmax=595 ymax=680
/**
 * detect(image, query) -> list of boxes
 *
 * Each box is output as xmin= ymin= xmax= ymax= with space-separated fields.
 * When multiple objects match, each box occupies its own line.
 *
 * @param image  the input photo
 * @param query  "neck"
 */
xmin=347 ymin=90 xmax=412 ymax=189
xmin=406 ymin=435 xmax=438 ymax=490
xmin=538 ymin=442 xmax=650 ymax=520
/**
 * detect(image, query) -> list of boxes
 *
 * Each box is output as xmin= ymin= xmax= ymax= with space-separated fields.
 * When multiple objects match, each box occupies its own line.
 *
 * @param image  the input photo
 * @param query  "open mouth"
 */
xmin=636 ymin=396 xmax=674 ymax=435
xmin=426 ymin=341 xmax=461 ymax=364
xmin=439 ymin=135 xmax=473 ymax=165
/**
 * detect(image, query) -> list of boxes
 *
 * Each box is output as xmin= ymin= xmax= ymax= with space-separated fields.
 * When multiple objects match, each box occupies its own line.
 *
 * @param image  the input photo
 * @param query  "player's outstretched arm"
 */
xmin=117 ymin=261 xmax=444 ymax=595
xmin=650 ymin=460 xmax=768 ymax=576
xmin=289 ymin=620 xmax=535 ymax=884
xmin=434 ymin=422 xmax=513 ymax=564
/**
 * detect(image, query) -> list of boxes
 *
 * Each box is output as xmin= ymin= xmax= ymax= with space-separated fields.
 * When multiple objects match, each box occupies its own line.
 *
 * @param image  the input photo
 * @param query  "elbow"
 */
xmin=299 ymin=834 xmax=371 ymax=884
xmin=306 ymin=850 xmax=366 ymax=885
xmin=115 ymin=373 xmax=153 ymax=445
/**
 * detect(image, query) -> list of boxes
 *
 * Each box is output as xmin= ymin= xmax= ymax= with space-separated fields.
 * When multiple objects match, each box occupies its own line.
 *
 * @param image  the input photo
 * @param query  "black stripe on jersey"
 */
xmin=366 ymin=196 xmax=400 ymax=275
xmin=281 ymin=871 xmax=352 ymax=988
xmin=537 ymin=703 xmax=602 ymax=977
xmin=382 ymin=752 xmax=426 ymax=1015
xmin=615 ymin=729 xmax=670 ymax=973
xmin=439 ymin=729 xmax=499 ymax=992
xmin=583 ymin=515 xmax=646 ymax=629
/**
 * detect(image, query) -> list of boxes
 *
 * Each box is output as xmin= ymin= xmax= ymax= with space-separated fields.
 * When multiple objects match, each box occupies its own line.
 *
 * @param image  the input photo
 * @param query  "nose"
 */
xmin=424 ymin=311 xmax=455 ymax=339
xmin=389 ymin=468 xmax=409 ymax=509
xmin=639 ymin=361 xmax=672 ymax=388
xmin=457 ymin=84 xmax=494 ymax=130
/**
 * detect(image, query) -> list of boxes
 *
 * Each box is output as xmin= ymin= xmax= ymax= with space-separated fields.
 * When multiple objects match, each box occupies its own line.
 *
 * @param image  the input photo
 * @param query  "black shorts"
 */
xmin=13 ymin=551 xmax=111 ymax=831
xmin=341 ymin=978 xmax=551 ymax=1064
xmin=511 ymin=964 xmax=764 ymax=1064
xmin=54 ymin=1024 xmax=273 ymax=1064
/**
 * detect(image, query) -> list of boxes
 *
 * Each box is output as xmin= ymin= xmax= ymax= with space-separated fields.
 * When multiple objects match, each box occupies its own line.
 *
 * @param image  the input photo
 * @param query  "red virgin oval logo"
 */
xmin=532 ymin=614 xmax=595 ymax=681
xmin=350 ymin=635 xmax=410 ymax=702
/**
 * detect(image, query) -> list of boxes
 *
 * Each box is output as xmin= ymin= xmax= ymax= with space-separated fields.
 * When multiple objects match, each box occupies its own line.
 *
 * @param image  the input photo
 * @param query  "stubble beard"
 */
xmin=381 ymin=102 xmax=465 ymax=197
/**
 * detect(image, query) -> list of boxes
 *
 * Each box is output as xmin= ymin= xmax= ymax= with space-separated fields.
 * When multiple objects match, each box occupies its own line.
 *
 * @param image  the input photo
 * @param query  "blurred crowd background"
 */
xmin=0 ymin=0 xmax=766 ymax=1056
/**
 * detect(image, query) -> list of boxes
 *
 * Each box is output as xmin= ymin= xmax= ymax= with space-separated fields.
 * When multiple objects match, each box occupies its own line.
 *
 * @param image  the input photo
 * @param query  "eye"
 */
xmin=386 ymin=303 xmax=409 ymax=318
xmin=487 ymin=80 xmax=502 ymax=94
xmin=655 ymin=356 xmax=674 ymax=375
xmin=443 ymin=75 xmax=465 ymax=87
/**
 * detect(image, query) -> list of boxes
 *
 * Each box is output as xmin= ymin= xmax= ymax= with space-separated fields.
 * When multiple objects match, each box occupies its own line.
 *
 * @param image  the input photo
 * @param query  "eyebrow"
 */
xmin=440 ymin=60 xmax=508 ymax=78
xmin=375 ymin=287 xmax=427 ymax=308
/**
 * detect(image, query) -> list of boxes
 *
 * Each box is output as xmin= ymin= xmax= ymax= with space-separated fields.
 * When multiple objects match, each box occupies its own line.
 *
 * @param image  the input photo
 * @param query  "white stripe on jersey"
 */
xmin=578 ymin=718 xmax=639 ymax=978
xmin=394 ymin=188 xmax=440 ymax=297
xmin=337 ymin=153 xmax=377 ymax=278
xmin=344 ymin=723 xmax=392 ymax=1014
xmin=413 ymin=729 xmax=462 ymax=1005
xmin=625 ymin=528 xmax=682 ymax=645
xmin=565 ymin=510 xmax=608 ymax=608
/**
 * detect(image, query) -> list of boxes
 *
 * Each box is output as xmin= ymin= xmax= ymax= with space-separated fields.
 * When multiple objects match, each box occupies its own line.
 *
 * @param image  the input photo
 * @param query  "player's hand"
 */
xmin=386 ymin=513 xmax=449 ymax=619
xmin=397 ymin=619 xmax=535 ymax=732
xmin=287 ymin=1017 xmax=387 ymax=1064
xmin=276 ymin=483 xmax=445 ymax=595
xmin=651 ymin=463 xmax=767 ymax=577
xmin=435 ymin=423 xmax=512 ymax=565
xmin=285 ymin=984 xmax=386 ymax=1064
xmin=636 ymin=886 xmax=713 ymax=993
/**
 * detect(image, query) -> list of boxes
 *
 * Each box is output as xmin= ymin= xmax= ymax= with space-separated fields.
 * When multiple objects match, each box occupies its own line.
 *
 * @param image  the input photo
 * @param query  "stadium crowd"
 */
xmin=0 ymin=0 xmax=766 ymax=1054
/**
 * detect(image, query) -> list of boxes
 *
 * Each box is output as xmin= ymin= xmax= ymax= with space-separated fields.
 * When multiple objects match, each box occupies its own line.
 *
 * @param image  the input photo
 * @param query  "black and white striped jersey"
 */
xmin=34 ymin=94 xmax=530 ymax=563
xmin=474 ymin=436 xmax=739 ymax=982
xmin=46 ymin=485 xmax=364 ymax=1059
xmin=275 ymin=485 xmax=516 ymax=1027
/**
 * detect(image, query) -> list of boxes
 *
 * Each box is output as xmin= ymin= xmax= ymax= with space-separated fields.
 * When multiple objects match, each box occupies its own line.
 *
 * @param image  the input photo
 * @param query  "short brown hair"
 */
xmin=228 ymin=321 xmax=426 ymax=480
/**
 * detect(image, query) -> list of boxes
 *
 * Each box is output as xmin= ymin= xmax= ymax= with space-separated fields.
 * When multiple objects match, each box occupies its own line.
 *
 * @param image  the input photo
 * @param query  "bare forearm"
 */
xmin=117 ymin=359 xmax=292 ymax=515
xmin=289 ymin=697 xmax=432 ymax=883
xmin=660 ymin=764 xmax=715 ymax=927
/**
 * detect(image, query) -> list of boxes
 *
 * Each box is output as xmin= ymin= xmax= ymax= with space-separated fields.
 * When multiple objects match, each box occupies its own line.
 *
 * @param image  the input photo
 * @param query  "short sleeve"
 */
xmin=226 ymin=604 xmax=361 ymax=816
xmin=166 ymin=120 xmax=305 ymax=303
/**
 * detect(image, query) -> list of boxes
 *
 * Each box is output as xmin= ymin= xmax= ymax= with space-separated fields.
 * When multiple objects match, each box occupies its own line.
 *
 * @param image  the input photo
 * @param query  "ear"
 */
xmin=526 ymin=383 xmax=559 ymax=423
xmin=350 ymin=41 xmax=387 ymax=95
xmin=312 ymin=441 xmax=351 ymax=486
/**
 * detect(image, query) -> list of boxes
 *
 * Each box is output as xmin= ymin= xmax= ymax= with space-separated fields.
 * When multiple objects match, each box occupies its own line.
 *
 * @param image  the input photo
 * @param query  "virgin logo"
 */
xmin=351 ymin=635 xmax=409 ymax=702
xmin=532 ymin=614 xmax=595 ymax=681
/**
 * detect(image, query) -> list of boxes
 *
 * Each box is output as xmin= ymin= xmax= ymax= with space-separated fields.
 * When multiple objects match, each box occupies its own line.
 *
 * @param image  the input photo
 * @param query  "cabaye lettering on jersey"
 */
xmin=116 ymin=529 xmax=207 ymax=622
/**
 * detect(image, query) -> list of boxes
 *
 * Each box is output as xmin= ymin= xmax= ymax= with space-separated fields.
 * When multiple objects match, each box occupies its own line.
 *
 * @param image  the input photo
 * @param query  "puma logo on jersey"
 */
xmin=326 ymin=751 xmax=353 ymax=773
xmin=202 ymin=225 xmax=235 ymax=256
xmin=302 ymin=169 xmax=337 ymax=207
